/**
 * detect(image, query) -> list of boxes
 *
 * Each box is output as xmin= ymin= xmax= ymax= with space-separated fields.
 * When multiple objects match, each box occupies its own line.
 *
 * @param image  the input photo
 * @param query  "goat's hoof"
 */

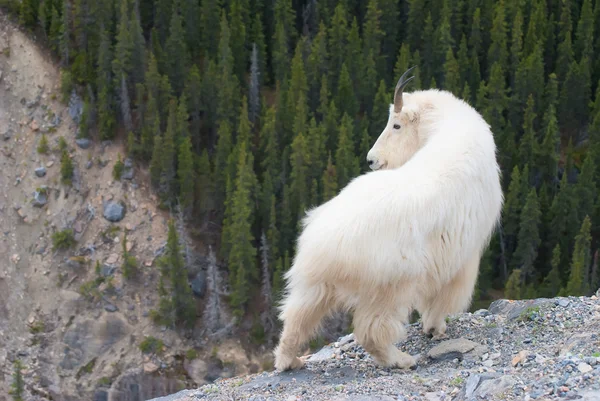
xmin=274 ymin=356 xmax=304 ymax=372
xmin=385 ymin=351 xmax=417 ymax=370
xmin=432 ymin=332 xmax=448 ymax=341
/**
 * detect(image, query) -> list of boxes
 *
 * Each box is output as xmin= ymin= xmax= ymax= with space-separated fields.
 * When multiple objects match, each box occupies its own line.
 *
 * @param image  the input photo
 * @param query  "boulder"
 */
xmin=35 ymin=166 xmax=47 ymax=177
xmin=75 ymin=138 xmax=91 ymax=149
xmin=103 ymin=201 xmax=125 ymax=222
xmin=33 ymin=187 xmax=48 ymax=207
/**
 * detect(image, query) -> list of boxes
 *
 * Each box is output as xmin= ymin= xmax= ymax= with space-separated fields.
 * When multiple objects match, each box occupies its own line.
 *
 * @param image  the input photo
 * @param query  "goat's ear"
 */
xmin=400 ymin=104 xmax=419 ymax=123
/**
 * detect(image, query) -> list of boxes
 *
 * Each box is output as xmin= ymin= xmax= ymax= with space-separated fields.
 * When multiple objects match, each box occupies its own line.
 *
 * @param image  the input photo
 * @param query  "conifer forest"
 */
xmin=4 ymin=0 xmax=600 ymax=338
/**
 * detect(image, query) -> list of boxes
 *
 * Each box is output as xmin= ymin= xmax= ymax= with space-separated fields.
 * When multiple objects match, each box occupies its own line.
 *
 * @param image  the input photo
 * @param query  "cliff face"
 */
xmin=150 ymin=294 xmax=600 ymax=401
xmin=0 ymin=12 xmax=271 ymax=401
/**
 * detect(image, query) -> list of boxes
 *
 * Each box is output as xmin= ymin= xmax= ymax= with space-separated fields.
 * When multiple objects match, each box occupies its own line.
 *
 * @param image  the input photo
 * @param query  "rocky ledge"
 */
xmin=150 ymin=295 xmax=600 ymax=401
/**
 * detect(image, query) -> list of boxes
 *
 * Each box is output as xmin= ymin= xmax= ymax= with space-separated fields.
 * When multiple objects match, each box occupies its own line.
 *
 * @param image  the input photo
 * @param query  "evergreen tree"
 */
xmin=226 ymin=142 xmax=257 ymax=317
xmin=165 ymin=7 xmax=189 ymax=95
xmin=335 ymin=113 xmax=360 ymax=189
xmin=540 ymin=244 xmax=562 ymax=298
xmin=504 ymin=268 xmax=522 ymax=299
xmin=564 ymin=216 xmax=592 ymax=296
xmin=154 ymin=219 xmax=196 ymax=329
xmin=512 ymin=188 xmax=542 ymax=286
xmin=177 ymin=135 xmax=195 ymax=213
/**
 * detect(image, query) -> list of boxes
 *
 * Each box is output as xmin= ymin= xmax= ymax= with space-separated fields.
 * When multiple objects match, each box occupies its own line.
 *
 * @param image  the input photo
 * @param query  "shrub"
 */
xmin=113 ymin=153 xmax=124 ymax=180
xmin=37 ymin=133 xmax=49 ymax=154
xmin=61 ymin=70 xmax=73 ymax=103
xmin=139 ymin=336 xmax=164 ymax=354
xmin=52 ymin=229 xmax=75 ymax=250
xmin=60 ymin=150 xmax=74 ymax=185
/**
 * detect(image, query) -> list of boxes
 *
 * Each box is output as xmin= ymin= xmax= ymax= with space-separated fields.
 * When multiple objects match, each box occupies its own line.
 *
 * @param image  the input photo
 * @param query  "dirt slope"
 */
xmin=0 ymin=12 xmax=270 ymax=401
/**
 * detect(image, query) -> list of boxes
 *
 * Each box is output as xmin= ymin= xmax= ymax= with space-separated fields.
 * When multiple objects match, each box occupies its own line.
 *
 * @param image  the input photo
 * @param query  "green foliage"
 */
xmin=60 ymin=150 xmax=74 ymax=185
xmin=113 ymin=154 xmax=125 ymax=180
xmin=121 ymin=232 xmax=137 ymax=280
xmin=9 ymin=359 xmax=24 ymax=401
xmin=37 ymin=133 xmax=49 ymax=154
xmin=565 ymin=216 xmax=592 ymax=296
xmin=151 ymin=219 xmax=196 ymax=329
xmin=52 ymin=229 xmax=75 ymax=250
xmin=139 ymin=336 xmax=164 ymax=354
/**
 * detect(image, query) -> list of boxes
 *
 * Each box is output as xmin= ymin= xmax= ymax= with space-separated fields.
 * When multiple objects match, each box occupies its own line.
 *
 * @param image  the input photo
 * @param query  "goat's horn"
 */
xmin=394 ymin=66 xmax=416 ymax=113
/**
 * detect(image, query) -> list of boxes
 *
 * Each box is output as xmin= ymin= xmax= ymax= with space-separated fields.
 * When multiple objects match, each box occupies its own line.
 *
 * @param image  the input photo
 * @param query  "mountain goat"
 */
xmin=273 ymin=67 xmax=504 ymax=371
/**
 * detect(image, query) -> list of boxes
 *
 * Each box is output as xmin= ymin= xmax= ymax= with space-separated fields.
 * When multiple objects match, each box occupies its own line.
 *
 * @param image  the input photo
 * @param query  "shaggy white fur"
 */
xmin=273 ymin=79 xmax=504 ymax=372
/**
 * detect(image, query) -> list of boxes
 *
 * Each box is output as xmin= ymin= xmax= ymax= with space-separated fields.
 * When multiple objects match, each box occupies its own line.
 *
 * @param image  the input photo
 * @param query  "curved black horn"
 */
xmin=393 ymin=66 xmax=416 ymax=113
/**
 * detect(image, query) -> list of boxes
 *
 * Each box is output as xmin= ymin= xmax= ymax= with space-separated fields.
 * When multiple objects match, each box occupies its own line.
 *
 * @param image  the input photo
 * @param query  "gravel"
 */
xmin=149 ymin=295 xmax=600 ymax=401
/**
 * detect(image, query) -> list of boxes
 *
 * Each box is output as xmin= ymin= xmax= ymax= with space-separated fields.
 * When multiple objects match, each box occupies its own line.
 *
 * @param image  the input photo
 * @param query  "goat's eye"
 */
xmin=393 ymin=124 xmax=401 ymax=130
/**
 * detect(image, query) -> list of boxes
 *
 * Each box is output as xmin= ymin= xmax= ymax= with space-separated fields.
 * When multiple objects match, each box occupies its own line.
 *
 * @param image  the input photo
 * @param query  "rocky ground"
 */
xmin=150 ymin=294 xmax=600 ymax=401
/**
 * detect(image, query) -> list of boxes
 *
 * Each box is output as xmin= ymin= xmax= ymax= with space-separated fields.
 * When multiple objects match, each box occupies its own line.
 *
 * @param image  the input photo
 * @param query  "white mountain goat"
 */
xmin=273 ymin=67 xmax=504 ymax=371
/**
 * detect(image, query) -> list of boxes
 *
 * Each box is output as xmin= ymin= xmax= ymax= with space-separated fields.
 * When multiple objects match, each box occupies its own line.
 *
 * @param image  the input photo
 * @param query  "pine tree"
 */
xmin=502 ymin=165 xmax=522 ymax=257
xmin=564 ymin=216 xmax=592 ymax=296
xmin=154 ymin=219 xmax=197 ymax=329
xmin=518 ymin=95 xmax=537 ymax=164
xmin=289 ymin=130 xmax=310 ymax=220
xmin=177 ymin=135 xmax=195 ymax=213
xmin=574 ymin=0 xmax=594 ymax=62
xmin=185 ymin=64 xmax=202 ymax=151
xmin=149 ymin=134 xmax=164 ymax=188
xmin=370 ymin=80 xmax=389 ymax=140
xmin=159 ymin=99 xmax=177 ymax=202
xmin=511 ymin=188 xmax=542 ymax=285
xmin=559 ymin=57 xmax=592 ymax=136
xmin=540 ymin=244 xmax=562 ymax=298
xmin=226 ymin=142 xmax=257 ymax=317
xmin=336 ymin=63 xmax=358 ymax=119
xmin=549 ymin=172 xmax=579 ymax=277
xmin=165 ymin=7 xmax=189 ymax=95
xmin=504 ymin=268 xmax=522 ymax=299
xmin=487 ymin=0 xmax=508 ymax=76
xmin=335 ymin=113 xmax=359 ymax=189
xmin=443 ymin=47 xmax=461 ymax=95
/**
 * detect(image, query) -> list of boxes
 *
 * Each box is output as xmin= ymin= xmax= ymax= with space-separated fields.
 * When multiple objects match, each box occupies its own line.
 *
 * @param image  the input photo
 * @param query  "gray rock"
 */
xmin=120 ymin=158 xmax=134 ymax=179
xmin=473 ymin=375 xmax=516 ymax=398
xmin=104 ymin=303 xmax=118 ymax=313
xmin=488 ymin=298 xmax=553 ymax=320
xmin=68 ymin=92 xmax=84 ymax=123
xmin=557 ymin=298 xmax=570 ymax=307
xmin=86 ymin=160 xmax=93 ymax=169
xmin=103 ymin=201 xmax=125 ymax=222
xmin=101 ymin=265 xmax=116 ymax=277
xmin=579 ymin=390 xmax=600 ymax=401
xmin=33 ymin=188 xmax=48 ymax=207
xmin=2 ymin=128 xmax=13 ymax=141
xmin=75 ymin=138 xmax=91 ymax=149
xmin=93 ymin=390 xmax=108 ymax=401
xmin=35 ymin=166 xmax=47 ymax=177
xmin=464 ymin=373 xmax=481 ymax=398
xmin=145 ymin=389 xmax=197 ymax=401
xmin=191 ymin=271 xmax=206 ymax=298
xmin=427 ymin=338 xmax=480 ymax=361
xmin=307 ymin=346 xmax=336 ymax=362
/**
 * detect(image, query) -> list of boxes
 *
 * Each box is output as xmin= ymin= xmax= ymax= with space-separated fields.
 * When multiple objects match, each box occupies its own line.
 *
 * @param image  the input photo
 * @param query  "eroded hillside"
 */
xmin=0 ymin=12 xmax=271 ymax=401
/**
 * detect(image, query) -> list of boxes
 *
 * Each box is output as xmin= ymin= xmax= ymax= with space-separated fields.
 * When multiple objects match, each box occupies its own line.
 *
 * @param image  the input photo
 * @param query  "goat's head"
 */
xmin=367 ymin=66 xmax=420 ymax=171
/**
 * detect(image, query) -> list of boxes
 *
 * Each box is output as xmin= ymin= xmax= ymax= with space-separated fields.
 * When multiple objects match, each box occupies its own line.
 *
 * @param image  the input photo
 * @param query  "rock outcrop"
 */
xmin=149 ymin=295 xmax=600 ymax=401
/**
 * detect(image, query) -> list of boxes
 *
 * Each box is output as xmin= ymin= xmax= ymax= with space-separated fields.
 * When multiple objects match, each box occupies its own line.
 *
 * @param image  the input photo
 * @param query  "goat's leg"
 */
xmin=274 ymin=283 xmax=331 ymax=371
xmin=352 ymin=295 xmax=416 ymax=369
xmin=421 ymin=254 xmax=480 ymax=340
